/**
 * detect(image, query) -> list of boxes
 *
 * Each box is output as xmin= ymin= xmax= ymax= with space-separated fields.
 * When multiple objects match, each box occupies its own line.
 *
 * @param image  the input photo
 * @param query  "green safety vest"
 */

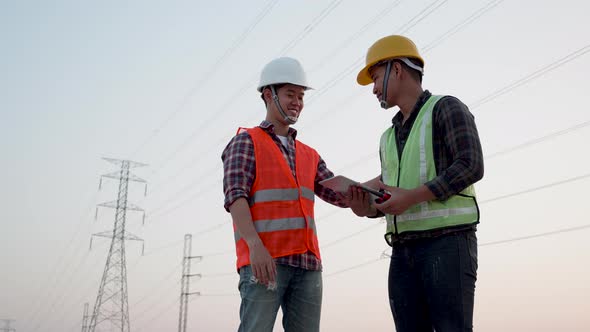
xmin=379 ymin=95 xmax=479 ymax=243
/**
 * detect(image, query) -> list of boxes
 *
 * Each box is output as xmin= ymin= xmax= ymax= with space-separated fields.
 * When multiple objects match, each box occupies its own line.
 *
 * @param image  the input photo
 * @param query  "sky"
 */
xmin=1 ymin=0 xmax=590 ymax=331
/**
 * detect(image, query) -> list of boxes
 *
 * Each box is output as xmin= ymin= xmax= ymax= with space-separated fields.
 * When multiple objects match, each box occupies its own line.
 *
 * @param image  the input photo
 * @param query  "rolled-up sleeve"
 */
xmin=221 ymin=132 xmax=256 ymax=212
xmin=425 ymin=96 xmax=484 ymax=201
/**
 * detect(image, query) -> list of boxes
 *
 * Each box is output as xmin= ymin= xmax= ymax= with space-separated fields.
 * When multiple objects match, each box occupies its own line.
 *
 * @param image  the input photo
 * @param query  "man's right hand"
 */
xmin=247 ymin=239 xmax=277 ymax=285
xmin=345 ymin=185 xmax=377 ymax=217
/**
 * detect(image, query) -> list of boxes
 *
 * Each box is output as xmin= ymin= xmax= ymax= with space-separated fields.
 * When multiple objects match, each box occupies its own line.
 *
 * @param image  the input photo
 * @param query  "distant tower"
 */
xmin=178 ymin=234 xmax=202 ymax=332
xmin=88 ymin=158 xmax=147 ymax=332
xmin=0 ymin=319 xmax=16 ymax=332
xmin=80 ymin=302 xmax=89 ymax=332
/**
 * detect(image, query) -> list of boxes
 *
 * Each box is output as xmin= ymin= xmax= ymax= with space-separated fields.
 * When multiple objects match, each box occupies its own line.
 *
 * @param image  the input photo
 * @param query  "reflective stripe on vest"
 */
xmin=234 ymin=216 xmax=317 ymax=242
xmin=233 ymin=127 xmax=321 ymax=269
xmin=250 ymin=187 xmax=315 ymax=205
xmin=380 ymin=95 xmax=479 ymax=238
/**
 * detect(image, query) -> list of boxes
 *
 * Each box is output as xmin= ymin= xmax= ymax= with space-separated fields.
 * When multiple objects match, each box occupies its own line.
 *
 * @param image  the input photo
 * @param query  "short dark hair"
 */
xmin=393 ymin=58 xmax=423 ymax=83
xmin=260 ymin=84 xmax=286 ymax=106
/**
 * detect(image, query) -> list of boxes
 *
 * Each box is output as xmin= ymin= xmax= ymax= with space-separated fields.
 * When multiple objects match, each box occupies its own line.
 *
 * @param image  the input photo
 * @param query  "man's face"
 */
xmin=370 ymin=62 xmax=400 ymax=109
xmin=272 ymin=84 xmax=305 ymax=123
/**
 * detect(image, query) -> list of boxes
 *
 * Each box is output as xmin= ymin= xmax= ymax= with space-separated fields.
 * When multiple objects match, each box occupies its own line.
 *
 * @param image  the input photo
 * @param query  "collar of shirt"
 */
xmin=259 ymin=120 xmax=298 ymax=140
xmin=391 ymin=90 xmax=432 ymax=129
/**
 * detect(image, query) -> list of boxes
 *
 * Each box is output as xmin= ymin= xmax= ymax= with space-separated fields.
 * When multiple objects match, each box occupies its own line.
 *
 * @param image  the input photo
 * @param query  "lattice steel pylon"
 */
xmin=80 ymin=302 xmax=89 ymax=332
xmin=88 ymin=158 xmax=147 ymax=332
xmin=178 ymin=234 xmax=202 ymax=332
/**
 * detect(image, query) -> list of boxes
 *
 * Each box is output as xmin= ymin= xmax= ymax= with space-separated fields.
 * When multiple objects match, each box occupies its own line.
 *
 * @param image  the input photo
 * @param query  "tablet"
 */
xmin=319 ymin=175 xmax=383 ymax=199
xmin=318 ymin=175 xmax=359 ymax=193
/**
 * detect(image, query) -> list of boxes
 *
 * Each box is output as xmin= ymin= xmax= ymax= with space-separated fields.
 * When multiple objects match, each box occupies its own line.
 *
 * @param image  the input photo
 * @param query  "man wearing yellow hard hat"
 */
xmin=348 ymin=35 xmax=484 ymax=331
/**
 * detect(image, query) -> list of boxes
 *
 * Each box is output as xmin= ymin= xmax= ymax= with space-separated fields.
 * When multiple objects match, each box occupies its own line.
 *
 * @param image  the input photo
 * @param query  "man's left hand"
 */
xmin=373 ymin=181 xmax=418 ymax=215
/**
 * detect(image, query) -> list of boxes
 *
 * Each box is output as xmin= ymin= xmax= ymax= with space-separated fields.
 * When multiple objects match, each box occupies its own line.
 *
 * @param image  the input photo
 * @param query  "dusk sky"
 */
xmin=2 ymin=0 xmax=589 ymax=331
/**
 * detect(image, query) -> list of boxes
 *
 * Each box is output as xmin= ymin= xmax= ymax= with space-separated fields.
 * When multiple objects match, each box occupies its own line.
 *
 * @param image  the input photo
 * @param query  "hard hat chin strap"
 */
xmin=270 ymin=85 xmax=297 ymax=124
xmin=380 ymin=61 xmax=392 ymax=109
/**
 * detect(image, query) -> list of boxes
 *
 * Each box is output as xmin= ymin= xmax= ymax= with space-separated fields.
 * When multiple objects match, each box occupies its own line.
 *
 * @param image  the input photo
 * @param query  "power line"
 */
xmin=278 ymin=0 xmax=343 ymax=56
xmin=331 ymin=116 xmax=590 ymax=174
xmin=479 ymin=224 xmax=590 ymax=246
xmin=198 ymin=292 xmax=238 ymax=297
xmin=146 ymin=0 xmax=397 ymax=192
xmin=143 ymin=113 xmax=590 ymax=241
xmin=308 ymin=0 xmax=403 ymax=73
xmin=128 ymin=1 xmax=454 ymax=221
xmin=141 ymin=0 xmax=454 ymax=216
xmin=326 ymin=223 xmax=590 ymax=277
xmin=130 ymin=0 xmax=279 ymax=158
xmin=132 ymin=281 xmax=182 ymax=323
xmin=307 ymin=0 xmax=449 ymax=105
xmin=421 ymin=0 xmax=504 ymax=53
xmin=110 ymin=3 xmax=587 ymax=258
xmin=143 ymin=239 xmax=185 ymax=256
xmin=142 ymin=145 xmax=227 ymax=200
xmin=27 ymin=248 xmax=100 ymax=332
xmin=480 ymin=172 xmax=590 ymax=204
xmin=201 ymin=272 xmax=235 ymax=278
xmin=322 ymin=222 xmax=383 ymax=248
xmin=306 ymin=0 xmax=502 ymax=109
xmin=316 ymin=171 xmax=590 ymax=251
xmin=198 ymin=249 xmax=234 ymax=257
xmin=143 ymin=0 xmax=348 ymax=178
xmin=142 ymin=115 xmax=590 ymax=255
xmin=133 ymin=294 xmax=181 ymax=331
xmin=324 ymin=257 xmax=383 ymax=277
xmin=197 ymin=171 xmax=590 ymax=280
xmin=147 ymin=179 xmax=222 ymax=222
xmin=470 ymin=43 xmax=590 ymax=110
xmin=154 ymin=222 xmax=590 ymax=330
xmin=145 ymin=166 xmax=222 ymax=218
xmin=22 ymin=188 xmax=100 ymax=332
xmin=126 ymin=173 xmax=590 ymax=323
xmin=485 ymin=119 xmax=590 ymax=159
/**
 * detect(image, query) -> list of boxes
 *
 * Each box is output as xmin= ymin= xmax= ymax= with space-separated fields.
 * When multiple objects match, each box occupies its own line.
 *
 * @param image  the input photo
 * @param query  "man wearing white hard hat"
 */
xmin=222 ymin=57 xmax=350 ymax=332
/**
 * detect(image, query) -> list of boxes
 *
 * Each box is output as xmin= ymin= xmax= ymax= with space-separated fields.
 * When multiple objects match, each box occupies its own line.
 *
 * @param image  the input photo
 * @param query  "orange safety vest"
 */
xmin=234 ymin=127 xmax=320 ymax=270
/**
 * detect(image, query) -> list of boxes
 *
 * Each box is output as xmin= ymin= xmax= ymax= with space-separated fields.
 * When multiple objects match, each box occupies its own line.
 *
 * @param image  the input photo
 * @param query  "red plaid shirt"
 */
xmin=222 ymin=121 xmax=347 ymax=271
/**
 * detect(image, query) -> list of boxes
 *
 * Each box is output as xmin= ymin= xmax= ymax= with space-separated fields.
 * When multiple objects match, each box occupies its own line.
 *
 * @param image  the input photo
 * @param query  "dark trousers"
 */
xmin=388 ymin=231 xmax=478 ymax=332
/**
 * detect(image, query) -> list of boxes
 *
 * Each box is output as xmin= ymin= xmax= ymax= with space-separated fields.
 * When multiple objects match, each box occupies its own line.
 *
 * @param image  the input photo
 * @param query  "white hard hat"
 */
xmin=257 ymin=57 xmax=312 ymax=92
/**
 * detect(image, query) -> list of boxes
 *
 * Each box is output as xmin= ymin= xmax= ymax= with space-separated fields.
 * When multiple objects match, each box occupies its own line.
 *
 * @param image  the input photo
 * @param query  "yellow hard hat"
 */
xmin=357 ymin=35 xmax=425 ymax=86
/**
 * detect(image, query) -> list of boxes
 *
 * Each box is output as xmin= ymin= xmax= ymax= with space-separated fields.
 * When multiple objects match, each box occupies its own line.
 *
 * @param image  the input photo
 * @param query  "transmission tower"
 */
xmin=178 ymin=234 xmax=202 ymax=332
xmin=88 ymin=158 xmax=147 ymax=332
xmin=80 ymin=302 xmax=89 ymax=332
xmin=0 ymin=319 xmax=16 ymax=332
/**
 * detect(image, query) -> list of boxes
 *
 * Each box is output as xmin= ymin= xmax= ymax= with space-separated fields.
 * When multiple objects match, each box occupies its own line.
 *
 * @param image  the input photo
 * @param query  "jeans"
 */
xmin=388 ymin=230 xmax=478 ymax=332
xmin=237 ymin=264 xmax=322 ymax=332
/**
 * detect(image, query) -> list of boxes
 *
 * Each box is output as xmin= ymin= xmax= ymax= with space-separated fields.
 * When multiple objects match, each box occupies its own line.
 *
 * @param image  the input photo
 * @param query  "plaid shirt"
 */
xmin=222 ymin=121 xmax=346 ymax=271
xmin=385 ymin=90 xmax=484 ymax=243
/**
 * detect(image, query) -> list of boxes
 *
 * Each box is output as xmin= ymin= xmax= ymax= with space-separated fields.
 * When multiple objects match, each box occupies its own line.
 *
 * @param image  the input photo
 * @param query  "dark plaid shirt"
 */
xmin=385 ymin=90 xmax=484 ymax=243
xmin=222 ymin=121 xmax=346 ymax=271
